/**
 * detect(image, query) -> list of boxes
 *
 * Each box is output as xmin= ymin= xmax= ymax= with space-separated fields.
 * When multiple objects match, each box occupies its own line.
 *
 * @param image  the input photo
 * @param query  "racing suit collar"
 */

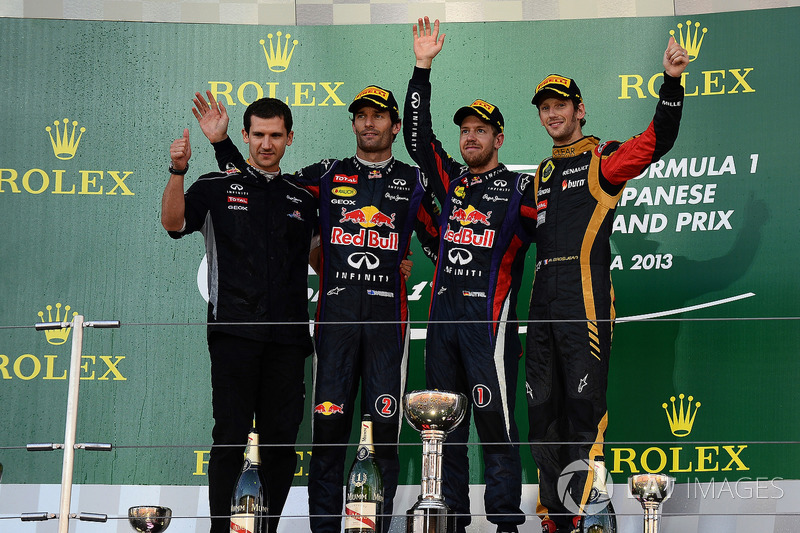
xmin=551 ymin=136 xmax=599 ymax=159
xmin=245 ymin=160 xmax=280 ymax=182
xmin=460 ymin=164 xmax=507 ymax=187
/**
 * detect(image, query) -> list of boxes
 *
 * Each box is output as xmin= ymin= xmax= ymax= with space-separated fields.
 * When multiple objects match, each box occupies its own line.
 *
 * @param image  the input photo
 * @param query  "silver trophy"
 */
xmin=128 ymin=506 xmax=172 ymax=532
xmin=403 ymin=390 xmax=468 ymax=533
xmin=628 ymin=474 xmax=674 ymax=533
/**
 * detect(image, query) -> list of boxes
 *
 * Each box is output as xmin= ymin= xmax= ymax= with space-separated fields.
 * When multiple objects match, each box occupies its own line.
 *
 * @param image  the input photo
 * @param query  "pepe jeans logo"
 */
xmin=619 ymin=20 xmax=754 ymax=99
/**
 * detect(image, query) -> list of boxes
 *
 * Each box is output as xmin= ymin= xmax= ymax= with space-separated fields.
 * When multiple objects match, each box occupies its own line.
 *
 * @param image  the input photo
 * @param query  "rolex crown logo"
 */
xmin=260 ymin=32 xmax=298 ymax=73
xmin=662 ymin=393 xmax=701 ymax=437
xmin=669 ymin=20 xmax=707 ymax=62
xmin=46 ymin=118 xmax=86 ymax=160
xmin=38 ymin=303 xmax=78 ymax=345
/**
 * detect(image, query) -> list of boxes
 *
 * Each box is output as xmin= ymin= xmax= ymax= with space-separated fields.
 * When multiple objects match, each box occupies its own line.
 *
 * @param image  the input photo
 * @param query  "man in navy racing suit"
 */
xmin=197 ymin=86 xmax=439 ymax=533
xmin=404 ymin=17 xmax=537 ymax=533
xmin=525 ymin=37 xmax=689 ymax=533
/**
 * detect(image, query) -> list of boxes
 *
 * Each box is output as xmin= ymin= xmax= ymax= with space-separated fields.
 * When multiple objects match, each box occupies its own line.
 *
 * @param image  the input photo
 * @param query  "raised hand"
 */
xmin=663 ymin=36 xmax=689 ymax=78
xmin=192 ymin=90 xmax=230 ymax=143
xmin=413 ymin=16 xmax=445 ymax=69
xmin=170 ymin=128 xmax=191 ymax=171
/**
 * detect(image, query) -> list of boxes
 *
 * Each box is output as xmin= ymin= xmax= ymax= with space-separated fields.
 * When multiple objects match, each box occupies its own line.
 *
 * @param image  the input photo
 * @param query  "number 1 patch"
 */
xmin=472 ymin=385 xmax=492 ymax=408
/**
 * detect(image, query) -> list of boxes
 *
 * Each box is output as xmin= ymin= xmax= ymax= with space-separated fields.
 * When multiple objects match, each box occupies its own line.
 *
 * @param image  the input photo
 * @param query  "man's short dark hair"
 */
xmin=243 ymin=98 xmax=293 ymax=134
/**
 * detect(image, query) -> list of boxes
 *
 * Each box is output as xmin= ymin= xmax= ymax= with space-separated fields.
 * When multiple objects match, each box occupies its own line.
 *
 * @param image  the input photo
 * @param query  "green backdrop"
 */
xmin=1 ymin=8 xmax=798 ymax=488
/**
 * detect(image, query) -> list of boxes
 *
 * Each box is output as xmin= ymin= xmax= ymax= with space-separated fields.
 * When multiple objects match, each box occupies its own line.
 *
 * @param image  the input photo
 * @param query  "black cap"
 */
xmin=531 ymin=74 xmax=582 ymax=106
xmin=453 ymin=99 xmax=504 ymax=132
xmin=348 ymin=85 xmax=399 ymax=121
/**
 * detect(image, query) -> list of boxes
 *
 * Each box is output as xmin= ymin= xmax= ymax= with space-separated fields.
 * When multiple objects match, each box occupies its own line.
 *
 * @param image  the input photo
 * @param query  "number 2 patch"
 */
xmin=375 ymin=394 xmax=397 ymax=418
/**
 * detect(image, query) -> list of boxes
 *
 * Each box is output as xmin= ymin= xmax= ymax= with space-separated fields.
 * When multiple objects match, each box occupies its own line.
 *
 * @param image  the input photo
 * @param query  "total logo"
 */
xmin=450 ymin=205 xmax=492 ymax=226
xmin=314 ymin=401 xmax=344 ymax=415
xmin=339 ymin=206 xmax=396 ymax=229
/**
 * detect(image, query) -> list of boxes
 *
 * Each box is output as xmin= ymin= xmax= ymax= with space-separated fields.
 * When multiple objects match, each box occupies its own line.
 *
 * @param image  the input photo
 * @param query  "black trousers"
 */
xmin=207 ymin=332 xmax=308 ymax=533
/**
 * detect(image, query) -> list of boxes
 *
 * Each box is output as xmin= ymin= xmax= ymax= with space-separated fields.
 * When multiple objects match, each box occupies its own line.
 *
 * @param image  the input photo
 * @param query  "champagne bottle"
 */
xmin=344 ymin=415 xmax=384 ymax=533
xmin=579 ymin=457 xmax=617 ymax=533
xmin=230 ymin=428 xmax=269 ymax=533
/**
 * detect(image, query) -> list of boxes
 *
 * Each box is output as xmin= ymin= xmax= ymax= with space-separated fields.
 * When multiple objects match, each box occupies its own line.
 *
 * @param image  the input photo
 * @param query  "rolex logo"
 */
xmin=46 ymin=118 xmax=85 ymax=160
xmin=38 ymin=303 xmax=78 ymax=345
xmin=662 ymin=393 xmax=701 ymax=437
xmin=260 ymin=32 xmax=298 ymax=73
xmin=669 ymin=20 xmax=708 ymax=62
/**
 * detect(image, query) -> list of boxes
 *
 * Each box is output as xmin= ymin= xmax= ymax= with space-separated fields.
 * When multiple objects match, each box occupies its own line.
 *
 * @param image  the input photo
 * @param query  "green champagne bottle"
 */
xmin=344 ymin=415 xmax=384 ymax=532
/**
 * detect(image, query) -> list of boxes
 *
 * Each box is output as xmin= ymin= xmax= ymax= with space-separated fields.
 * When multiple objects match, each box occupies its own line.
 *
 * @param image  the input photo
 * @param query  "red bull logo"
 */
xmin=443 ymin=227 xmax=496 ymax=248
xmin=314 ymin=401 xmax=345 ymax=415
xmin=331 ymin=227 xmax=399 ymax=251
xmin=340 ymin=207 xmax=367 ymax=223
xmin=340 ymin=206 xmax=396 ymax=229
xmin=450 ymin=205 xmax=492 ymax=226
xmin=369 ymin=210 xmax=395 ymax=229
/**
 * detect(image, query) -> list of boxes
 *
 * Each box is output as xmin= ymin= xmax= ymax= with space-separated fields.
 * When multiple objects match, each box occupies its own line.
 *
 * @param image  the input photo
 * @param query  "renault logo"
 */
xmin=447 ymin=248 xmax=473 ymax=265
xmin=348 ymin=252 xmax=380 ymax=270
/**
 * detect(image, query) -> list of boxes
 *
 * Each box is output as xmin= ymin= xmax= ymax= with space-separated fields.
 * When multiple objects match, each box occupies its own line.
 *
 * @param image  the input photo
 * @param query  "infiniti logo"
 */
xmin=495 ymin=180 xmax=507 ymax=187
xmin=393 ymin=179 xmax=406 ymax=186
xmin=348 ymin=252 xmax=380 ymax=270
xmin=411 ymin=92 xmax=420 ymax=109
xmin=229 ymin=183 xmax=244 ymax=191
xmin=447 ymin=248 xmax=473 ymax=265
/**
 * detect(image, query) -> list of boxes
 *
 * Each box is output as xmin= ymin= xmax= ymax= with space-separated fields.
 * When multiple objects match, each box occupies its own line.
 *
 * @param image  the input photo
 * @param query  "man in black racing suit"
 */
xmin=525 ymin=37 xmax=689 ymax=533
xmin=202 ymin=86 xmax=439 ymax=533
xmin=404 ymin=18 xmax=537 ymax=533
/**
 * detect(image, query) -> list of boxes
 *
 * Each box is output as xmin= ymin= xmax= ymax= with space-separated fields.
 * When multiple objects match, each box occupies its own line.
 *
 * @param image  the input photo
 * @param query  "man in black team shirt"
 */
xmin=525 ymin=37 xmax=689 ymax=533
xmin=162 ymin=98 xmax=317 ymax=533
xmin=193 ymin=86 xmax=439 ymax=532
